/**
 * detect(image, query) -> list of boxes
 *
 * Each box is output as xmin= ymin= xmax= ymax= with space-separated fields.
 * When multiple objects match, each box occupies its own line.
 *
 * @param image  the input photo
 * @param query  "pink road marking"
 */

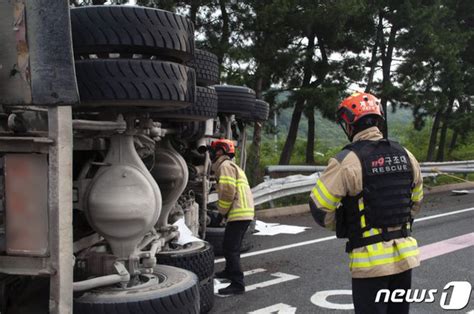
xmin=420 ymin=232 xmax=474 ymax=261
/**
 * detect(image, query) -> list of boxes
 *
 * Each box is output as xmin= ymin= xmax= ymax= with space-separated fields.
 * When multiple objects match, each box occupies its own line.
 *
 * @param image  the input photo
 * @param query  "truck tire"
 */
xmin=251 ymin=99 xmax=270 ymax=122
xmin=177 ymin=121 xmax=207 ymax=142
xmin=156 ymin=86 xmax=217 ymax=121
xmin=75 ymin=59 xmax=195 ymax=110
xmin=214 ymin=85 xmax=256 ymax=119
xmin=200 ymin=278 xmax=214 ymax=314
xmin=156 ymin=242 xmax=214 ymax=281
xmin=73 ymin=265 xmax=199 ymax=314
xmin=188 ymin=49 xmax=219 ymax=86
xmin=156 ymin=242 xmax=214 ymax=313
xmin=205 ymin=223 xmax=254 ymax=256
xmin=71 ymin=6 xmax=194 ymax=62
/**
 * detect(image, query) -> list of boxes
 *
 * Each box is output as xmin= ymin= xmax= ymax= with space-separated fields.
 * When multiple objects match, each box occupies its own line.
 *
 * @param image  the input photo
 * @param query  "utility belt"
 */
xmin=344 ymin=224 xmax=411 ymax=253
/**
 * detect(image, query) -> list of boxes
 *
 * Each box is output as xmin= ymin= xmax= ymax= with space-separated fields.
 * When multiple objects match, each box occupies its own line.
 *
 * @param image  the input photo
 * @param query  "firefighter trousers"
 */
xmin=352 ymin=269 xmax=412 ymax=314
xmin=223 ymin=220 xmax=251 ymax=289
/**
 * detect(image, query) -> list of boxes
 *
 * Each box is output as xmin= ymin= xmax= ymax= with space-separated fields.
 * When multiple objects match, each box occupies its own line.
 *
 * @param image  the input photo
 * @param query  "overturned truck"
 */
xmin=0 ymin=2 xmax=268 ymax=313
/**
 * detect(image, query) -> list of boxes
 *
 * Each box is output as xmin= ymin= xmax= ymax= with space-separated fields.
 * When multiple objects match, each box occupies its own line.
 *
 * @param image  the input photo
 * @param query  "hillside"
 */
xmin=262 ymin=106 xmax=415 ymax=148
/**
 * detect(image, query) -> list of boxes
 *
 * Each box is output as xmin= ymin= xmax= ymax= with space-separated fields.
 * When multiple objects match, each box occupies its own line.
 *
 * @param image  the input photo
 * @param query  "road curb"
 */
xmin=256 ymin=182 xmax=473 ymax=219
xmin=424 ymin=182 xmax=473 ymax=194
xmin=257 ymin=204 xmax=309 ymax=219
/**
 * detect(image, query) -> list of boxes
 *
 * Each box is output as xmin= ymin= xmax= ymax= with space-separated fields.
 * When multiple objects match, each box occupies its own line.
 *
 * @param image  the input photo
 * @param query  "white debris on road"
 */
xmin=172 ymin=218 xmax=203 ymax=245
xmin=254 ymin=220 xmax=310 ymax=236
xmin=451 ymin=189 xmax=472 ymax=195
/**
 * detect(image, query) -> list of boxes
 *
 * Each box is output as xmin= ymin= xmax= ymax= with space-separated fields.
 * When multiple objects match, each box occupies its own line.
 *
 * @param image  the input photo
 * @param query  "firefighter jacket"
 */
xmin=212 ymin=155 xmax=255 ymax=222
xmin=309 ymin=127 xmax=423 ymax=278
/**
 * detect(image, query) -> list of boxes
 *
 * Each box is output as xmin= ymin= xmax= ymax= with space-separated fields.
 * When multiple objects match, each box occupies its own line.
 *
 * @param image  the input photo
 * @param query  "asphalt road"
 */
xmin=211 ymin=190 xmax=474 ymax=314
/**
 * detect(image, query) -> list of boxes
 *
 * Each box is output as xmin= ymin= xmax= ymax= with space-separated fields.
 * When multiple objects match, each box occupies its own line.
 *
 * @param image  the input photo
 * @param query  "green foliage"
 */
xmin=449 ymin=132 xmax=474 ymax=161
xmin=252 ymin=107 xmax=474 ymax=184
xmin=425 ymin=173 xmax=474 ymax=187
xmin=389 ymin=115 xmax=432 ymax=162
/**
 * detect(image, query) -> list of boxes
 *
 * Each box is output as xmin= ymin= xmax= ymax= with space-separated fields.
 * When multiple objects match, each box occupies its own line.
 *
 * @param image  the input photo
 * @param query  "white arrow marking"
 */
xmin=311 ymin=290 xmax=354 ymax=310
xmin=214 ymin=269 xmax=299 ymax=295
xmin=245 ymin=268 xmax=267 ymax=276
xmin=248 ymin=303 xmax=297 ymax=314
xmin=214 ymin=268 xmax=267 ymax=295
xmin=246 ymin=272 xmax=299 ymax=292
xmin=214 ymin=280 xmax=232 ymax=297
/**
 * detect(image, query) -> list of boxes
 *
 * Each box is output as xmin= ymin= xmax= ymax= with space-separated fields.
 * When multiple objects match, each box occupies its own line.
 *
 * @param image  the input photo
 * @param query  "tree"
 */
xmin=396 ymin=0 xmax=472 ymax=160
xmin=232 ymin=0 xmax=299 ymax=184
xmin=278 ymin=0 xmax=369 ymax=165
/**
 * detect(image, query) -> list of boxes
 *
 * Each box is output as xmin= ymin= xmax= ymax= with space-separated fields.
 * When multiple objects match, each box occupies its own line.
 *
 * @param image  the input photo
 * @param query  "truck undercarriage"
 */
xmin=0 ymin=1 xmax=269 ymax=313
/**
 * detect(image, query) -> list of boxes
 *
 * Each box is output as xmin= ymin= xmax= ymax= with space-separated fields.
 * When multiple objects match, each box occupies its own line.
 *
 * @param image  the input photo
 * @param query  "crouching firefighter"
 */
xmin=210 ymin=139 xmax=255 ymax=295
xmin=309 ymin=92 xmax=424 ymax=314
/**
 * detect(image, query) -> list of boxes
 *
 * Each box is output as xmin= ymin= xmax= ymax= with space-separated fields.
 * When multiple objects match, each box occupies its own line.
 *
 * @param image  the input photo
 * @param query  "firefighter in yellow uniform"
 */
xmin=309 ymin=92 xmax=423 ymax=314
xmin=210 ymin=139 xmax=255 ymax=295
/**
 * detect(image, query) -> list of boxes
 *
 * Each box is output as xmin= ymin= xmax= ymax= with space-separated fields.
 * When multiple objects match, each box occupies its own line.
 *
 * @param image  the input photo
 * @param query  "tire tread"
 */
xmin=157 ymin=86 xmax=218 ymax=121
xmin=71 ymin=6 xmax=194 ymax=62
xmin=75 ymin=59 xmax=195 ymax=108
xmin=156 ymin=242 xmax=214 ymax=313
xmin=188 ymin=49 xmax=219 ymax=86
xmin=214 ymin=85 xmax=256 ymax=118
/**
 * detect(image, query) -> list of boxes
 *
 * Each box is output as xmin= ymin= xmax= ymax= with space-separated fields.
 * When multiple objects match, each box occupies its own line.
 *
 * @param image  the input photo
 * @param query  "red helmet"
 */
xmin=336 ymin=92 xmax=384 ymax=140
xmin=210 ymin=139 xmax=235 ymax=155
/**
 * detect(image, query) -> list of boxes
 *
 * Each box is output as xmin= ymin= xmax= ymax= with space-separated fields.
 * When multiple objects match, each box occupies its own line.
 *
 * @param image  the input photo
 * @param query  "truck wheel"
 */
xmin=251 ymin=99 xmax=270 ymax=122
xmin=75 ymin=59 xmax=195 ymax=110
xmin=200 ymin=278 xmax=214 ymax=313
xmin=156 ymin=242 xmax=214 ymax=281
xmin=73 ymin=265 xmax=199 ymax=314
xmin=71 ymin=6 xmax=194 ymax=62
xmin=155 ymin=86 xmax=217 ymax=121
xmin=205 ymin=223 xmax=254 ymax=256
xmin=188 ymin=49 xmax=219 ymax=86
xmin=214 ymin=85 xmax=256 ymax=119
xmin=156 ymin=242 xmax=214 ymax=313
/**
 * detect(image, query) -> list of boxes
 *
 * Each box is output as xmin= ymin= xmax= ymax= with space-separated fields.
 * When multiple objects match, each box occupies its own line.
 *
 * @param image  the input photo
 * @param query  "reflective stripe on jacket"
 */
xmin=213 ymin=155 xmax=255 ymax=222
xmin=309 ymin=127 xmax=423 ymax=278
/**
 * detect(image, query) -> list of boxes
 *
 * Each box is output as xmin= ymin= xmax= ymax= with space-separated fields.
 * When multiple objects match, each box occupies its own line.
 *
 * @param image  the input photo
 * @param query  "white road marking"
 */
xmin=214 ymin=268 xmax=267 ymax=295
xmin=215 ymin=235 xmax=337 ymax=264
xmin=215 ymin=206 xmax=474 ymax=264
xmin=214 ymin=268 xmax=299 ymax=296
xmin=246 ymin=272 xmax=299 ymax=292
xmin=414 ymin=207 xmax=474 ymax=222
xmin=310 ymin=290 xmax=354 ymax=310
xmin=248 ymin=303 xmax=297 ymax=314
xmin=214 ymin=279 xmax=231 ymax=296
xmin=244 ymin=268 xmax=266 ymax=276
xmin=215 ymin=268 xmax=267 ymax=294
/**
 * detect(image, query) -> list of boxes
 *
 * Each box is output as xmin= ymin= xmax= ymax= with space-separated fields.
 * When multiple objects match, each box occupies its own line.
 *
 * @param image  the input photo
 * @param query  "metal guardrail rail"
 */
xmin=252 ymin=173 xmax=320 ymax=206
xmin=209 ymin=160 xmax=474 ymax=206
xmin=207 ymin=173 xmax=319 ymax=206
xmin=265 ymin=160 xmax=474 ymax=176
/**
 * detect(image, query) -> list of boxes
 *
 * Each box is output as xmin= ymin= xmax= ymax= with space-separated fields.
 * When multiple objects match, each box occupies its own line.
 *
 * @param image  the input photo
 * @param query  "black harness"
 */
xmin=335 ymin=139 xmax=414 ymax=252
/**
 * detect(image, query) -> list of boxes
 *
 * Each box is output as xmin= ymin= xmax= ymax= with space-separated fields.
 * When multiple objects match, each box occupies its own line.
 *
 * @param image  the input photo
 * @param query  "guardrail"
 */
xmin=249 ymin=161 xmax=474 ymax=206
xmin=207 ymin=160 xmax=474 ymax=206
xmin=207 ymin=173 xmax=320 ymax=206
xmin=265 ymin=160 xmax=474 ymax=177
